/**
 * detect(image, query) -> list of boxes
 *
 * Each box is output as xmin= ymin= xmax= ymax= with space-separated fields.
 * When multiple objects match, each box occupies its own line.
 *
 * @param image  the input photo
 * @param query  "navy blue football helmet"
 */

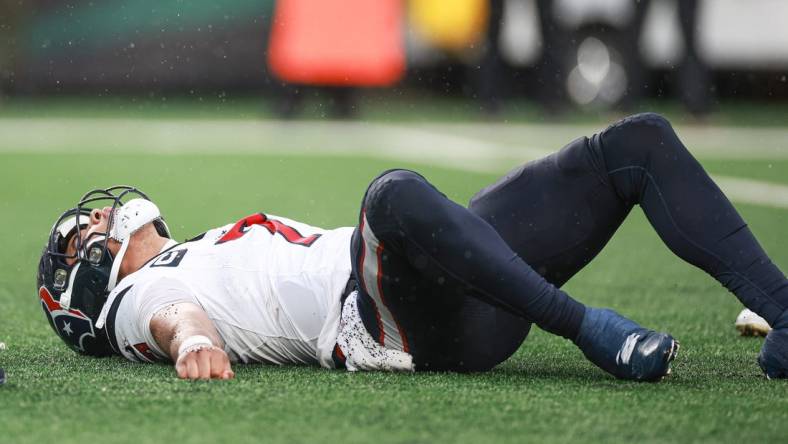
xmin=37 ymin=186 xmax=170 ymax=356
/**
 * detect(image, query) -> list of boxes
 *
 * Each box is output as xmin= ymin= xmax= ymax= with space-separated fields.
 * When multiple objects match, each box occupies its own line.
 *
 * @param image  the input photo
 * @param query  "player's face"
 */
xmin=64 ymin=207 xmax=119 ymax=265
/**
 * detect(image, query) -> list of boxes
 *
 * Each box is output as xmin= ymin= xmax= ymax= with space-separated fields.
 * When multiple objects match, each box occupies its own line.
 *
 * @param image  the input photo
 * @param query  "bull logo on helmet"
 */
xmin=39 ymin=286 xmax=97 ymax=353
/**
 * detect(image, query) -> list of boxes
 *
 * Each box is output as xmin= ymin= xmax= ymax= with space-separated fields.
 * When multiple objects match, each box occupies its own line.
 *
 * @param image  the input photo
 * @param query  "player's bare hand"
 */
xmin=175 ymin=346 xmax=235 ymax=380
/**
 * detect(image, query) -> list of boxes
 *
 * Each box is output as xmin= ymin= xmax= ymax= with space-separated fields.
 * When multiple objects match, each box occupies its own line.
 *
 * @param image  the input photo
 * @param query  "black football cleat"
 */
xmin=758 ymin=310 xmax=788 ymax=379
xmin=575 ymin=308 xmax=679 ymax=382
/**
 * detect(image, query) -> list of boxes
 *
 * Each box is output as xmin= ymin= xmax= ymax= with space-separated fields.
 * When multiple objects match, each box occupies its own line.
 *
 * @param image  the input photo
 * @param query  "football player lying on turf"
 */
xmin=38 ymin=113 xmax=788 ymax=381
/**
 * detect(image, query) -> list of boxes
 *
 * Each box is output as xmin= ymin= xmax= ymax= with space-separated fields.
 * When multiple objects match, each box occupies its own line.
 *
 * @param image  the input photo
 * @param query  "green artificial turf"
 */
xmin=701 ymin=159 xmax=788 ymax=185
xmin=0 ymin=150 xmax=786 ymax=442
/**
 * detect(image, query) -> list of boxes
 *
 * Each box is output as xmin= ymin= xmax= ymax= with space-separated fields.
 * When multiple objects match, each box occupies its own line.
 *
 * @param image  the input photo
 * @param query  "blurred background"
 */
xmin=0 ymin=0 xmax=786 ymax=121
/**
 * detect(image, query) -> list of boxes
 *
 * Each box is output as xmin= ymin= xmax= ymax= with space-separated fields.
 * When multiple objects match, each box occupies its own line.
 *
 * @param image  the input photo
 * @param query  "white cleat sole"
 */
xmin=735 ymin=309 xmax=772 ymax=337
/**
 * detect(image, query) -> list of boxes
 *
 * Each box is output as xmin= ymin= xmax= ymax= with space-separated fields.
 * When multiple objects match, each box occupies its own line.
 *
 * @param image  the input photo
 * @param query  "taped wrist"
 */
xmin=177 ymin=335 xmax=214 ymax=357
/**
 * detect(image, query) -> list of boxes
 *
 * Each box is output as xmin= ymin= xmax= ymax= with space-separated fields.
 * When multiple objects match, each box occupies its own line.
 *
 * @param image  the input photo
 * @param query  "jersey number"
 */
xmin=150 ymin=249 xmax=188 ymax=267
xmin=216 ymin=213 xmax=321 ymax=247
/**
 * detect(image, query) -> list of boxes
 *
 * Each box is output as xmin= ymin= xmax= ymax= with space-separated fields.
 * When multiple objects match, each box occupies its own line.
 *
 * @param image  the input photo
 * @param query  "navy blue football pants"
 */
xmin=349 ymin=113 xmax=787 ymax=372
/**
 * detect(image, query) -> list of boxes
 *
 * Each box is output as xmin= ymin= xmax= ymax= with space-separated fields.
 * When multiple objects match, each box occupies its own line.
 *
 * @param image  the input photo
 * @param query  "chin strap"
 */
xmin=106 ymin=237 xmax=131 ymax=292
xmin=58 ymin=262 xmax=80 ymax=310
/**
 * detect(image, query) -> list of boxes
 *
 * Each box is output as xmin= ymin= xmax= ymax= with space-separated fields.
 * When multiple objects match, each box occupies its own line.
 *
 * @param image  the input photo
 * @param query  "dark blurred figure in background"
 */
xmin=533 ymin=0 xmax=712 ymax=115
xmin=534 ymin=0 xmax=566 ymax=112
xmin=476 ymin=0 xmax=504 ymax=116
xmin=534 ymin=0 xmax=648 ymax=112
xmin=677 ymin=0 xmax=713 ymax=115
xmin=621 ymin=0 xmax=649 ymax=110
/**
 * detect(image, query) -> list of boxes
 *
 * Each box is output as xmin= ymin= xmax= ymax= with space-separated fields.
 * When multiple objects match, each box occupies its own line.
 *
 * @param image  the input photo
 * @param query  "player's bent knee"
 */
xmin=363 ymin=169 xmax=432 ymax=214
xmin=371 ymin=169 xmax=429 ymax=191
xmin=602 ymin=112 xmax=689 ymax=161
xmin=610 ymin=112 xmax=672 ymax=132
xmin=609 ymin=113 xmax=676 ymax=142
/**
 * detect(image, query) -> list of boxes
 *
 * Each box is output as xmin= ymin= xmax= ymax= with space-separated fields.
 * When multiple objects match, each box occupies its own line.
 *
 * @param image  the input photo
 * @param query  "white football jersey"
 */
xmin=98 ymin=213 xmax=354 ymax=368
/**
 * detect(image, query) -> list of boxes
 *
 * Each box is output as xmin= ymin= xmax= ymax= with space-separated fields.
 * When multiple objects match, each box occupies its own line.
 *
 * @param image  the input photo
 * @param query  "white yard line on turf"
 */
xmin=0 ymin=118 xmax=786 ymax=208
xmin=713 ymin=176 xmax=788 ymax=209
